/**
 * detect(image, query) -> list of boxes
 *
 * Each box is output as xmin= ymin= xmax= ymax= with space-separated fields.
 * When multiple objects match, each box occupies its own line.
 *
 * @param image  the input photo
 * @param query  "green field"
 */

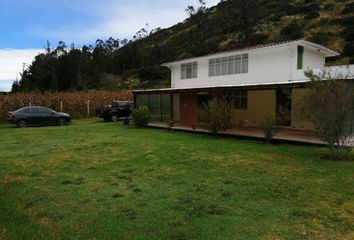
xmin=0 ymin=120 xmax=353 ymax=239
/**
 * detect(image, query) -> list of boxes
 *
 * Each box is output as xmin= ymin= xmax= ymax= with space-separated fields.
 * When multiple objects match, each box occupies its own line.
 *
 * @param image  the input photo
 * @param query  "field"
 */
xmin=0 ymin=120 xmax=353 ymax=239
xmin=0 ymin=91 xmax=133 ymax=123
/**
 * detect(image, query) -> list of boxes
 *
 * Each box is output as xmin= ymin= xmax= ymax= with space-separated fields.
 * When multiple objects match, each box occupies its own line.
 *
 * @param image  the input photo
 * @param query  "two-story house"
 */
xmin=133 ymin=40 xmax=353 ymax=130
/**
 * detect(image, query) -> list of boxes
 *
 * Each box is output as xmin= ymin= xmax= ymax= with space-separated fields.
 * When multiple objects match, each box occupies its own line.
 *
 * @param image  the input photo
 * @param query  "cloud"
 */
xmin=0 ymin=0 xmax=221 ymax=91
xmin=0 ymin=80 xmax=14 ymax=92
xmin=0 ymin=49 xmax=43 ymax=91
xmin=32 ymin=0 xmax=221 ymax=44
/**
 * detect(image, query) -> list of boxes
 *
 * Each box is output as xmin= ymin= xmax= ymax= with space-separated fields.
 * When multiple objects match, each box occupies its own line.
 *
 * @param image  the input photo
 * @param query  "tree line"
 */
xmin=12 ymin=0 xmax=264 ymax=93
xmin=12 ymin=0 xmax=353 ymax=92
xmin=12 ymin=33 xmax=169 ymax=92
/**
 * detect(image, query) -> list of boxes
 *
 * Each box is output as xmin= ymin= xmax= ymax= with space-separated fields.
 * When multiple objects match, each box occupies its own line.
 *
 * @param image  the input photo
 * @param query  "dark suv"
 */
xmin=95 ymin=101 xmax=133 ymax=122
xmin=8 ymin=106 xmax=72 ymax=128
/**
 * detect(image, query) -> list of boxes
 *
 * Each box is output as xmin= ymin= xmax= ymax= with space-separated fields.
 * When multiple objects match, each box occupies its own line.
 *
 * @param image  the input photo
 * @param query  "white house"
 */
xmin=133 ymin=40 xmax=354 ymax=130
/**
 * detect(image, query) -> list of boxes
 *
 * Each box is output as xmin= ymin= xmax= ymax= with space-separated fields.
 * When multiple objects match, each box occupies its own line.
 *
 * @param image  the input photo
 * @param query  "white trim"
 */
xmin=134 ymin=64 xmax=354 ymax=93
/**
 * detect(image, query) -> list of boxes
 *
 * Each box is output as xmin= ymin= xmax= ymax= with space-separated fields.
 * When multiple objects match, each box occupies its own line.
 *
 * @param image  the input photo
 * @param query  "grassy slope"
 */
xmin=0 ymin=120 xmax=353 ymax=239
xmin=122 ymin=0 xmax=353 ymax=87
xmin=139 ymin=0 xmax=351 ymax=60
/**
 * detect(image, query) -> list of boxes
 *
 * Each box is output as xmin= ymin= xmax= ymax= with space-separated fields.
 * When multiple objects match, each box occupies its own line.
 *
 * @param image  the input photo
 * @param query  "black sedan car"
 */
xmin=8 ymin=106 xmax=71 ymax=128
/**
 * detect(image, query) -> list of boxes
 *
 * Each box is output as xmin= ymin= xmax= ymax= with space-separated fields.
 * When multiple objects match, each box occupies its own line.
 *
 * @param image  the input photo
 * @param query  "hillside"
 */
xmin=17 ymin=0 xmax=354 ymax=92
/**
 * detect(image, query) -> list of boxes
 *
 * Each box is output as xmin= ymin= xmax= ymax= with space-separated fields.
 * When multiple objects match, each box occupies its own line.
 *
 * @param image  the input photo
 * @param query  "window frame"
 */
xmin=233 ymin=89 xmax=248 ymax=110
xmin=209 ymin=54 xmax=249 ymax=77
xmin=297 ymin=46 xmax=304 ymax=70
xmin=181 ymin=61 xmax=198 ymax=79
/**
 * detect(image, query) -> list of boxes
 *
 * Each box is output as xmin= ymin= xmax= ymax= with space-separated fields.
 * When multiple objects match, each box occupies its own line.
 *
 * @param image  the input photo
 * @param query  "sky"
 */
xmin=0 ymin=0 xmax=220 ymax=91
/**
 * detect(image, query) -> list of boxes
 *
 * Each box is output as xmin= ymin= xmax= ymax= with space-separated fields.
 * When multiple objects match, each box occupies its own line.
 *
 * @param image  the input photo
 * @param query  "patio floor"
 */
xmin=148 ymin=122 xmax=326 ymax=145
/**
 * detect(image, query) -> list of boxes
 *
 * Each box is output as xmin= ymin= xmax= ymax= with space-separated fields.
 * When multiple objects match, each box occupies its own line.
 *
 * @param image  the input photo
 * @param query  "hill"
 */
xmin=16 ymin=0 xmax=354 ymax=92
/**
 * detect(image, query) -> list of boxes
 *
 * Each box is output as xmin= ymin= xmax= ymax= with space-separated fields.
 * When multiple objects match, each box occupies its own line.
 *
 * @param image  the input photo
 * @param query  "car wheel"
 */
xmin=110 ymin=113 xmax=119 ymax=122
xmin=57 ymin=118 xmax=67 ymax=126
xmin=17 ymin=119 xmax=27 ymax=128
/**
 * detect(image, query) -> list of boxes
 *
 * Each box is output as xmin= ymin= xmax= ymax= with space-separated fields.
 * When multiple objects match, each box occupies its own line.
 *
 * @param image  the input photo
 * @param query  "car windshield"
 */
xmin=120 ymin=102 xmax=131 ymax=107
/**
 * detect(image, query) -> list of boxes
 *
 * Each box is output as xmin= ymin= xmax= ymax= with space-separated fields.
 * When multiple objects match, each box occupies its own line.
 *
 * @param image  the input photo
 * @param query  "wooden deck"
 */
xmin=148 ymin=122 xmax=328 ymax=145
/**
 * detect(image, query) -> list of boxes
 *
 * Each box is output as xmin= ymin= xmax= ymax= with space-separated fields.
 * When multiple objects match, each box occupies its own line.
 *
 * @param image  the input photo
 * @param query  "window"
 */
xmin=209 ymin=54 xmax=248 ymax=77
xmin=18 ymin=108 xmax=30 ymax=114
xmin=135 ymin=93 xmax=171 ymax=122
xmin=181 ymin=62 xmax=198 ymax=79
xmin=241 ymin=54 xmax=248 ymax=73
xmin=297 ymin=46 xmax=304 ymax=69
xmin=38 ymin=108 xmax=53 ymax=114
xmin=28 ymin=108 xmax=40 ymax=114
xmin=234 ymin=90 xmax=248 ymax=110
xmin=136 ymin=94 xmax=148 ymax=106
xmin=119 ymin=102 xmax=133 ymax=108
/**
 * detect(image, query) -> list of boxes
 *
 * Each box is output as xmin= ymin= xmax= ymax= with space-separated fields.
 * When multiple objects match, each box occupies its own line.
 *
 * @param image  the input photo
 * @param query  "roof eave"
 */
xmin=161 ymin=40 xmax=340 ymax=66
xmin=301 ymin=40 xmax=340 ymax=57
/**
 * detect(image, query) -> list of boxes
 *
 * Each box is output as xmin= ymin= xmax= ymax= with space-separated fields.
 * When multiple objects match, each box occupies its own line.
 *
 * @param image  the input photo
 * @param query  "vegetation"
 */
xmin=132 ymin=106 xmax=151 ymax=127
xmin=258 ymin=115 xmax=277 ymax=143
xmin=198 ymin=98 xmax=234 ymax=134
xmin=0 ymin=120 xmax=353 ymax=239
xmin=0 ymin=91 xmax=132 ymax=122
xmin=13 ymin=0 xmax=354 ymax=92
xmin=302 ymin=70 xmax=354 ymax=160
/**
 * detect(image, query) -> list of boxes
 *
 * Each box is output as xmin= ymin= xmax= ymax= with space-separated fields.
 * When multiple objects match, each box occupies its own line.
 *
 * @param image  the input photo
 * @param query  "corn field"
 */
xmin=0 ymin=91 xmax=133 ymax=123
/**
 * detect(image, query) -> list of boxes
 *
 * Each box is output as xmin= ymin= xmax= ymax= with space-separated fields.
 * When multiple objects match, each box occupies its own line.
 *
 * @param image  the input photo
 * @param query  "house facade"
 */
xmin=133 ymin=40 xmax=354 ymax=130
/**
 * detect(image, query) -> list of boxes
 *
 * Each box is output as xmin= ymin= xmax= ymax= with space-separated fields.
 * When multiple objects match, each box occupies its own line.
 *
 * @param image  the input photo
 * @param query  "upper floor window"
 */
xmin=297 ymin=46 xmax=304 ymax=69
xmin=181 ymin=62 xmax=198 ymax=79
xmin=209 ymin=54 xmax=248 ymax=77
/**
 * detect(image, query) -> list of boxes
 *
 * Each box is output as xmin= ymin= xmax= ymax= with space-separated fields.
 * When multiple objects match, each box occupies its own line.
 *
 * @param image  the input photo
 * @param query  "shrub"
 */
xmin=304 ymin=12 xmax=320 ymax=20
xmin=323 ymin=3 xmax=335 ymax=11
xmin=342 ymin=42 xmax=354 ymax=61
xmin=198 ymin=98 xmax=234 ymax=135
xmin=331 ymin=16 xmax=354 ymax=25
xmin=341 ymin=2 xmax=354 ymax=15
xmin=302 ymin=70 xmax=354 ymax=160
xmin=301 ymin=3 xmax=320 ymax=12
xmin=344 ymin=25 xmax=354 ymax=41
xmin=309 ymin=32 xmax=334 ymax=45
xmin=258 ymin=116 xmax=277 ymax=143
xmin=280 ymin=22 xmax=304 ymax=40
xmin=132 ymin=106 xmax=151 ymax=127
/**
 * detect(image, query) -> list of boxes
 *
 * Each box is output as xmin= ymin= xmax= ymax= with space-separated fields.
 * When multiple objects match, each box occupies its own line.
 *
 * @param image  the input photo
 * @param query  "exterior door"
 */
xmin=179 ymin=93 xmax=198 ymax=127
xmin=276 ymin=88 xmax=292 ymax=126
xmin=42 ymin=108 xmax=58 ymax=124
xmin=27 ymin=107 xmax=43 ymax=124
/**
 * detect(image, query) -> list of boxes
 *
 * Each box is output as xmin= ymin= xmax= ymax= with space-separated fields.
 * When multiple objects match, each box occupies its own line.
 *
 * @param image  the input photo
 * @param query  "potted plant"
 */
xmin=239 ymin=119 xmax=248 ymax=128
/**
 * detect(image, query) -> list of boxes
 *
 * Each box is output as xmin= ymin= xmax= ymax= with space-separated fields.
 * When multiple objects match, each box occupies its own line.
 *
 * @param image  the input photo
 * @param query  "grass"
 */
xmin=0 ymin=119 xmax=353 ymax=240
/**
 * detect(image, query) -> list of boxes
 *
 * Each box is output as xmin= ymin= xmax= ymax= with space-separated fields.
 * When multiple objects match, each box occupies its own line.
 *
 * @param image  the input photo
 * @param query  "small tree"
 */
xmin=198 ymin=97 xmax=234 ymax=135
xmin=258 ymin=115 xmax=277 ymax=143
xmin=302 ymin=69 xmax=354 ymax=160
xmin=132 ymin=106 xmax=151 ymax=127
xmin=185 ymin=0 xmax=206 ymax=17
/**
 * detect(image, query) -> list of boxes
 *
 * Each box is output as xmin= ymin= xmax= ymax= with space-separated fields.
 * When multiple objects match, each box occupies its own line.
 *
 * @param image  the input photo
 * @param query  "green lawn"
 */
xmin=0 ymin=120 xmax=353 ymax=240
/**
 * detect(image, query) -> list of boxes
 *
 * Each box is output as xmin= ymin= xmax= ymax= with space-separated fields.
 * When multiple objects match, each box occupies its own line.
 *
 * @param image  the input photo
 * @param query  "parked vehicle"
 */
xmin=95 ymin=101 xmax=133 ymax=122
xmin=8 ymin=106 xmax=72 ymax=128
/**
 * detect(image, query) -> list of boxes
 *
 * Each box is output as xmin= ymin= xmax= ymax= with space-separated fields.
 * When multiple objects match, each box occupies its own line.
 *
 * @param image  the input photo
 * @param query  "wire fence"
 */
xmin=0 ymin=91 xmax=133 ymax=123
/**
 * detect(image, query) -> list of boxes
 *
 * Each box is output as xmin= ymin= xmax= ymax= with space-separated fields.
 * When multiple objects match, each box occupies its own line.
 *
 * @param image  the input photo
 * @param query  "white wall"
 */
xmin=303 ymin=48 xmax=326 ymax=69
xmin=170 ymin=44 xmax=328 ymax=89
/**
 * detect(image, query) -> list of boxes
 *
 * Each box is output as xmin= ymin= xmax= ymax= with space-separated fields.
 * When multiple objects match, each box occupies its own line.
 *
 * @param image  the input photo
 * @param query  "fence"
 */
xmin=0 ymin=91 xmax=133 ymax=123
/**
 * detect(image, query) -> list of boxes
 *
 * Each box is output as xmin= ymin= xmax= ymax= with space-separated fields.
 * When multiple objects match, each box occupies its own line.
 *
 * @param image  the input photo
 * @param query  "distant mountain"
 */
xmin=17 ymin=0 xmax=354 ymax=92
